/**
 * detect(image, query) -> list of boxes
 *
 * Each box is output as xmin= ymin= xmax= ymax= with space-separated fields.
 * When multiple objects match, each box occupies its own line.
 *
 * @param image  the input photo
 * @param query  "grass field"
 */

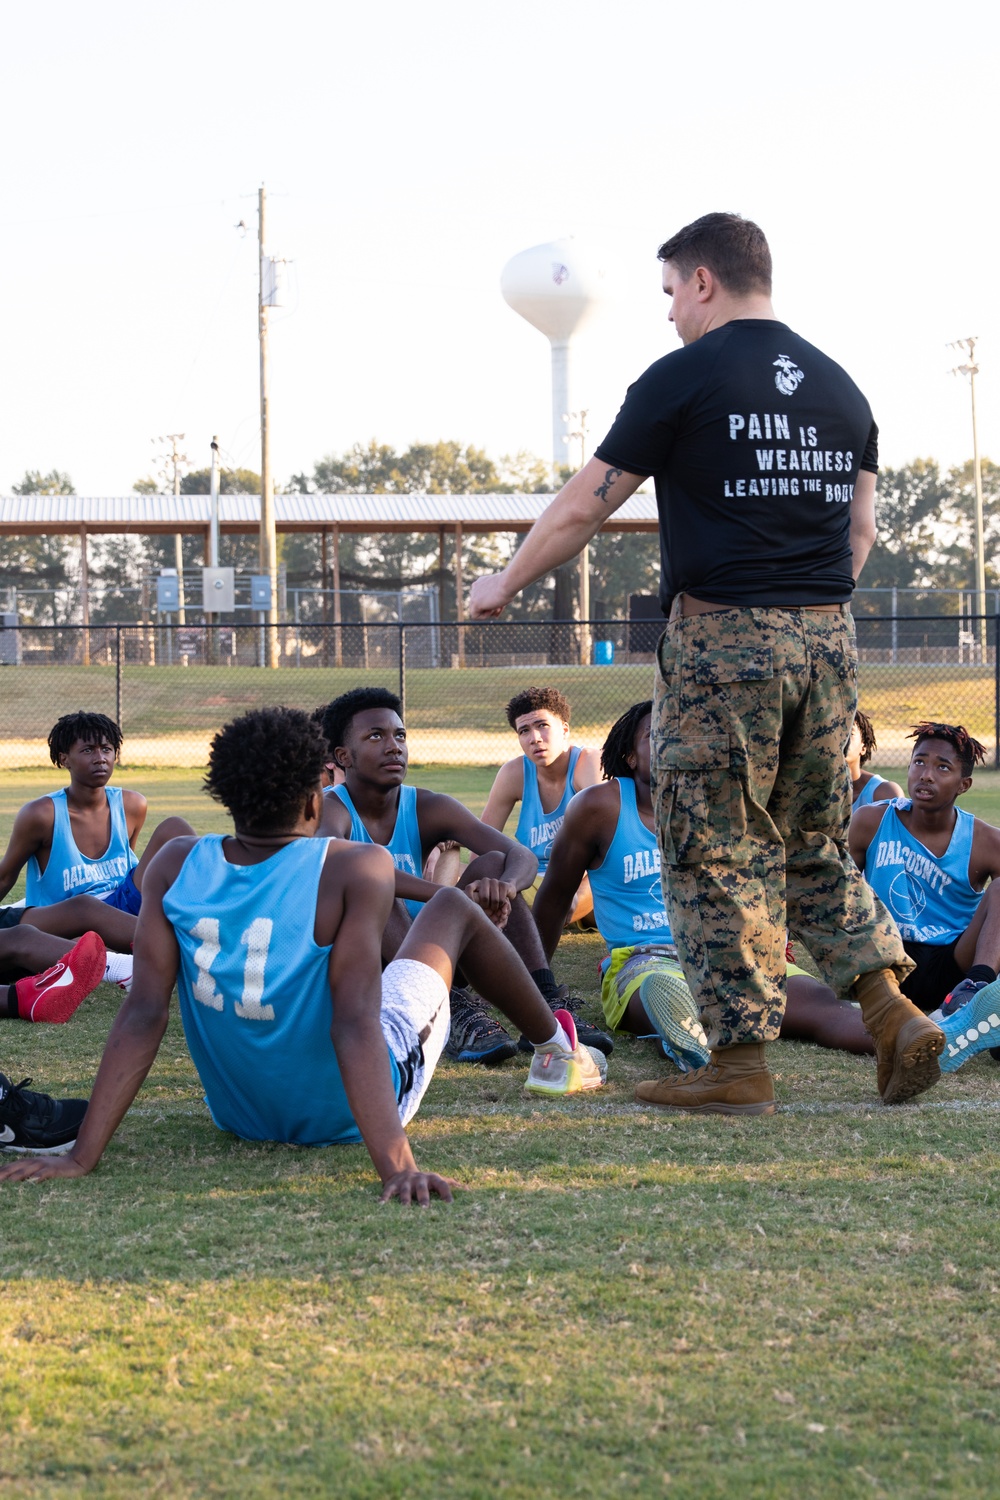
xmin=3 ymin=769 xmax=1000 ymax=1497
xmin=2 ymin=659 xmax=998 ymax=768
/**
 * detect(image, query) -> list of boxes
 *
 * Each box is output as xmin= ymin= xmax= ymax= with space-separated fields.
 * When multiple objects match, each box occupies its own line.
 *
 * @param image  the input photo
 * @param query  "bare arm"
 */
xmin=480 ymin=759 xmax=523 ymax=832
xmin=572 ymin=747 xmax=603 ymax=792
xmin=532 ymin=792 xmax=606 ymax=961
xmin=0 ymin=840 xmax=195 ymax=1182
xmin=969 ymin=820 xmax=1000 ymax=888
xmin=326 ymin=843 xmax=456 ymax=1205
xmin=417 ymin=791 xmax=537 ymax=892
xmin=317 ymin=793 xmax=352 ymax=840
xmin=850 ymin=470 xmax=877 ymax=583
xmin=0 ymin=800 xmax=53 ymax=903
xmin=848 ymin=804 xmax=885 ymax=870
xmin=123 ymin=790 xmax=149 ymax=849
xmin=468 ymin=458 xmax=645 ymax=618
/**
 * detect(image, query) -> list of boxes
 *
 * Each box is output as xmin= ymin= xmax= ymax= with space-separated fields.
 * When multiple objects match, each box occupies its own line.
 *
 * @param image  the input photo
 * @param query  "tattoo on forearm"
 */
xmin=594 ymin=466 xmax=623 ymax=502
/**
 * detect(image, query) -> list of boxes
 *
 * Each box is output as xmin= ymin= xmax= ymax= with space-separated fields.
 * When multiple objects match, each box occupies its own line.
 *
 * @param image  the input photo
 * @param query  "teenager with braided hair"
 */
xmin=847 ymin=709 xmax=903 ymax=807
xmin=850 ymin=722 xmax=1000 ymax=1069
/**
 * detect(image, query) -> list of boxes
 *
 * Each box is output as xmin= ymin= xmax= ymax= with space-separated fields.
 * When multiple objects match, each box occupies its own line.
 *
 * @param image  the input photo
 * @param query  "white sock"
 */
xmin=534 ymin=1018 xmax=573 ymax=1054
xmin=104 ymin=951 xmax=133 ymax=988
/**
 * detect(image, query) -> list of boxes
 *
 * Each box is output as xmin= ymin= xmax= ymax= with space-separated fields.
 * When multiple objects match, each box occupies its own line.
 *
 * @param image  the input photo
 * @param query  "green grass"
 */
xmin=3 ymin=770 xmax=1000 ymax=1497
xmin=857 ymin=665 xmax=998 ymax=748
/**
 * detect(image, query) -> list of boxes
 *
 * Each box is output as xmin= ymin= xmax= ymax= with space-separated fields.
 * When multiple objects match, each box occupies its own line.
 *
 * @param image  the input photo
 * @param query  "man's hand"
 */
xmin=0 ymin=1153 xmax=90 ymax=1183
xmin=463 ymin=876 xmax=516 ymax=927
xmin=380 ymin=1169 xmax=463 ymax=1206
xmin=468 ymin=572 xmax=514 ymax=620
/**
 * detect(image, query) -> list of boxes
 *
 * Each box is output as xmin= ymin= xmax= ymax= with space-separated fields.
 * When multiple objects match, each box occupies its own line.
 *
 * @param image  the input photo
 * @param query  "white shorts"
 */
xmin=380 ymin=958 xmax=451 ymax=1126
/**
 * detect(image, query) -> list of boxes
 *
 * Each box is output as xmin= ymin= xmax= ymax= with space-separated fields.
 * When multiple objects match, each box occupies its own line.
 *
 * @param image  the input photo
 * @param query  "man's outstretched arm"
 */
xmin=468 ymin=458 xmax=645 ymax=618
xmin=0 ymin=842 xmax=190 ymax=1182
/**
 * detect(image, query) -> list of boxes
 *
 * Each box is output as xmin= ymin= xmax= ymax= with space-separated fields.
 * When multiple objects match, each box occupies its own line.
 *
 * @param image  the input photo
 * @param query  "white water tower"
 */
xmin=500 ymin=237 xmax=604 ymax=474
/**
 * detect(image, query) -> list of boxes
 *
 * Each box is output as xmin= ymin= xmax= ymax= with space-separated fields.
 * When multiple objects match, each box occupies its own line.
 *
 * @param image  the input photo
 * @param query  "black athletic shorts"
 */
xmin=902 ymin=939 xmax=964 ymax=1014
xmin=0 ymin=906 xmax=24 ymax=931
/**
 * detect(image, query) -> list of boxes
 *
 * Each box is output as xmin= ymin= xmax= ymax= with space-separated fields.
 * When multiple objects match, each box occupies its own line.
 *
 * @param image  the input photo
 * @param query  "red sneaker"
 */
xmin=14 ymin=932 xmax=108 ymax=1024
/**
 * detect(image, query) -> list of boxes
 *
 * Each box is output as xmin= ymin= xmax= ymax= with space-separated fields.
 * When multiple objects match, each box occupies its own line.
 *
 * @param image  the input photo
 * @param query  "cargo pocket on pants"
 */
xmin=655 ymin=738 xmax=745 ymax=865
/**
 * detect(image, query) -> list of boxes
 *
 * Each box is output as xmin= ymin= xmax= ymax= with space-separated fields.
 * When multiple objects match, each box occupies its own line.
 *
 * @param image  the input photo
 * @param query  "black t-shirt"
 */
xmin=593 ymin=319 xmax=878 ymax=613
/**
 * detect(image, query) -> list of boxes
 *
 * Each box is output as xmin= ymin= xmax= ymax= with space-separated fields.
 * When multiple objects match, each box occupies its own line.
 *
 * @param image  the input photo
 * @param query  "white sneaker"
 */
xmin=103 ymin=950 xmax=133 ymax=993
xmin=525 ymin=1008 xmax=606 ymax=1096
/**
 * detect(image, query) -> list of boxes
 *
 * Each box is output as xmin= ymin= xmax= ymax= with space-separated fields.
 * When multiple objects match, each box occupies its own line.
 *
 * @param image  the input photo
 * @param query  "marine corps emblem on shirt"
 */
xmin=773 ymin=354 xmax=805 ymax=396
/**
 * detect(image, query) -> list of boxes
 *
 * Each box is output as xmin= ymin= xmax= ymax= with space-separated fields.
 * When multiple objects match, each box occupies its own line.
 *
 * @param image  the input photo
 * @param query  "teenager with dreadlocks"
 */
xmin=850 ymin=722 xmax=1000 ymax=1070
xmin=534 ymin=704 xmax=875 ymax=1107
xmin=0 ymin=712 xmax=193 ymax=927
xmin=847 ymin=709 xmax=903 ymax=807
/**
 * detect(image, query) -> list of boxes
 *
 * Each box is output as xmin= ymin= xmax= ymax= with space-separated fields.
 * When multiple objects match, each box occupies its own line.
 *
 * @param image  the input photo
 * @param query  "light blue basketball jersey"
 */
xmin=162 ymin=835 xmax=401 ymax=1147
xmin=588 ymin=778 xmax=672 ymax=949
xmin=864 ymin=799 xmax=981 ymax=944
xmin=25 ymin=785 xmax=138 ymax=906
xmin=514 ymin=746 xmax=582 ymax=874
xmin=332 ymin=783 xmax=424 ymax=920
xmin=854 ymin=773 xmax=886 ymax=808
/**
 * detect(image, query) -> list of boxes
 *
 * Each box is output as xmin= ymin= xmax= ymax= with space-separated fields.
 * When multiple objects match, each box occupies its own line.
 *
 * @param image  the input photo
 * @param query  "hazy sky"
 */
xmin=1 ymin=0 xmax=996 ymax=494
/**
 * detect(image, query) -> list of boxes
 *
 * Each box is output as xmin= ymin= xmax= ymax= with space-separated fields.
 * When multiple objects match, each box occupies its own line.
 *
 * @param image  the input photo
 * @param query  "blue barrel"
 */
xmin=593 ymin=640 xmax=615 ymax=666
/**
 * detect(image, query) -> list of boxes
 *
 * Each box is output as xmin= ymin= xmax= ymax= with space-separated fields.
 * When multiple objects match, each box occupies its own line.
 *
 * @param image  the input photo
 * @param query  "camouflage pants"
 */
xmin=651 ymin=605 xmax=910 ymax=1049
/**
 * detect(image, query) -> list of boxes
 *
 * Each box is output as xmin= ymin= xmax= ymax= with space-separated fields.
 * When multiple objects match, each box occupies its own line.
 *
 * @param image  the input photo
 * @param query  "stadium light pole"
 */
xmin=154 ymin=433 xmax=188 ymax=627
xmin=258 ymin=184 xmax=279 ymax=667
xmin=949 ymin=337 xmax=986 ymax=657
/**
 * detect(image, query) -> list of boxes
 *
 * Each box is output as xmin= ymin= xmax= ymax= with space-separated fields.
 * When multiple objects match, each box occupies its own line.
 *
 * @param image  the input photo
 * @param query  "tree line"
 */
xmin=1 ymin=450 xmax=995 ymax=626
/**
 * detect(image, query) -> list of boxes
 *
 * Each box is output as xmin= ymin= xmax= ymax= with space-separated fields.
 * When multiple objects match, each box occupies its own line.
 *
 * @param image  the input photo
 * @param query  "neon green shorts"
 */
xmin=599 ymin=944 xmax=685 ymax=1031
xmin=600 ymin=947 xmax=808 ymax=1030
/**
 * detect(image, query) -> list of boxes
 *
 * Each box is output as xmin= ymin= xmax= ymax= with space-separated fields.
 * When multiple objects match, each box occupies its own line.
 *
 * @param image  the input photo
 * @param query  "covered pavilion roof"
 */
xmin=0 ymin=492 xmax=659 ymax=536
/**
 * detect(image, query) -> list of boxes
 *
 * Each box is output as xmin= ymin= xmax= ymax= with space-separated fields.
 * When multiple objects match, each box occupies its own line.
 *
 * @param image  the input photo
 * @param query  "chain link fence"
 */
xmin=0 ymin=614 xmax=998 ymax=769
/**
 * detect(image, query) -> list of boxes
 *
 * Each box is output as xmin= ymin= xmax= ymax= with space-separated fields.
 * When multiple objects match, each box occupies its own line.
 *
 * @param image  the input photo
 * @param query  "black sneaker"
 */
xmin=940 ymin=977 xmax=989 ymax=1018
xmin=518 ymin=984 xmax=615 ymax=1057
xmin=445 ymin=988 xmax=518 ymax=1066
xmin=0 ymin=1072 xmax=89 ymax=1155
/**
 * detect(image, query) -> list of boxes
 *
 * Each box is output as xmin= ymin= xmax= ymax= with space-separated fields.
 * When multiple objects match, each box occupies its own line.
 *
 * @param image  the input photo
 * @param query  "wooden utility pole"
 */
xmin=566 ymin=409 xmax=591 ymax=664
xmin=258 ymin=183 xmax=279 ymax=666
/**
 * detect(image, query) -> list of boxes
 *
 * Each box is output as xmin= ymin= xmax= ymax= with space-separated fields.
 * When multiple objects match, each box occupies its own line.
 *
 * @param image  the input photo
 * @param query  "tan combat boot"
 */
xmin=635 ymin=1043 xmax=776 ymax=1116
xmin=852 ymin=968 xmax=943 ymax=1105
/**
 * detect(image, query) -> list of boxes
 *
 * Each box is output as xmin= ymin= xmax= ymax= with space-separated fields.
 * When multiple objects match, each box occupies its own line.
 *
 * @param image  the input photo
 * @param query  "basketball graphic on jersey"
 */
xmin=648 ymin=876 xmax=664 ymax=908
xmin=888 ymin=871 xmax=926 ymax=923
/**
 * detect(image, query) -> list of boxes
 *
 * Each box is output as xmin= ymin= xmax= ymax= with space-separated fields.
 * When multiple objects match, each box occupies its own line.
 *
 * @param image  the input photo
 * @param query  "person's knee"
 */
xmin=424 ymin=886 xmax=473 ymax=922
xmin=153 ymin=816 xmax=195 ymax=844
xmin=460 ymin=849 xmax=505 ymax=885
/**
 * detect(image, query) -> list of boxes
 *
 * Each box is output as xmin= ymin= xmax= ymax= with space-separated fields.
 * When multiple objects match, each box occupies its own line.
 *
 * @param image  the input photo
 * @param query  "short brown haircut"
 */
xmin=505 ymin=686 xmax=571 ymax=730
xmin=657 ymin=212 xmax=772 ymax=297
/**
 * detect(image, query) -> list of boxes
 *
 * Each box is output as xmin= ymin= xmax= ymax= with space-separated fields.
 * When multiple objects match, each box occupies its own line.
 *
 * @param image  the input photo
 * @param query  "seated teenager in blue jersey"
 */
xmin=480 ymin=686 xmax=602 ymax=922
xmin=0 ymin=711 xmax=193 ymax=937
xmin=533 ymin=702 xmax=879 ymax=1081
xmin=318 ymin=688 xmax=613 ymax=1067
xmin=0 ymin=707 xmax=605 ymax=1196
xmin=848 ymin=708 xmax=903 ymax=809
xmin=850 ymin=721 xmax=1000 ymax=1070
